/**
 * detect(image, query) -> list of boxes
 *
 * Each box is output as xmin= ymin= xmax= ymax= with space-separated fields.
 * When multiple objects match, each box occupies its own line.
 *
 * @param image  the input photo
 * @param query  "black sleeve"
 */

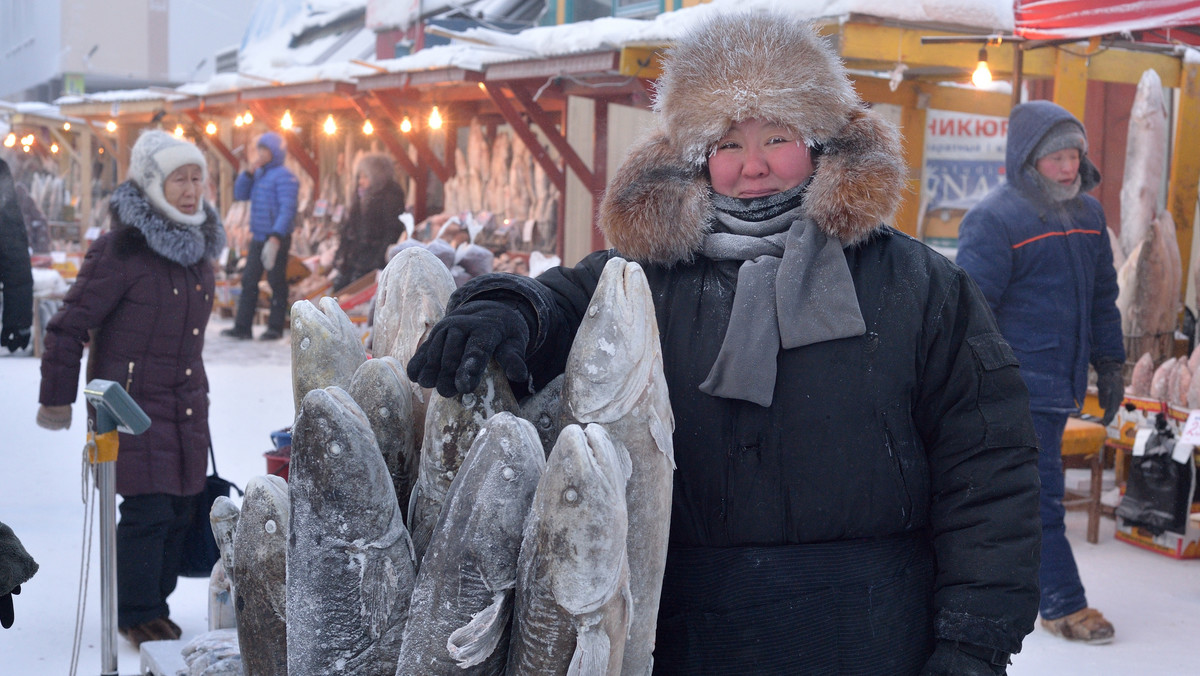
xmin=448 ymin=250 xmax=613 ymax=390
xmin=914 ymin=265 xmax=1041 ymax=655
xmin=0 ymin=161 xmax=34 ymax=332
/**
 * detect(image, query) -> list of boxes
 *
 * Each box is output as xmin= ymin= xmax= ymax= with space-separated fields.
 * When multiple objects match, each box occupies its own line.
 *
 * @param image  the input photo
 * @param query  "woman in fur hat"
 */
xmin=332 ymin=152 xmax=406 ymax=292
xmin=409 ymin=12 xmax=1040 ymax=675
xmin=36 ymin=130 xmax=225 ymax=646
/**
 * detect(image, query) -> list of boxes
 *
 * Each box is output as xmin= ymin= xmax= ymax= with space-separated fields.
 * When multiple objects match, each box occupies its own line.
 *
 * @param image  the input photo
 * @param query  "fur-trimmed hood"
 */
xmin=109 ymin=180 xmax=225 ymax=266
xmin=600 ymin=12 xmax=905 ymax=265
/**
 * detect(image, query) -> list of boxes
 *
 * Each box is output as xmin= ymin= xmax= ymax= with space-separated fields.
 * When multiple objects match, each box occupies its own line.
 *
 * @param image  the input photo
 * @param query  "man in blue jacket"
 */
xmin=957 ymin=101 xmax=1124 ymax=645
xmin=222 ymin=131 xmax=299 ymax=341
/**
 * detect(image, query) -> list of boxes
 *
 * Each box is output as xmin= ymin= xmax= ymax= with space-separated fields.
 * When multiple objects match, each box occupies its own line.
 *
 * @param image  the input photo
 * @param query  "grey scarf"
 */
xmin=699 ymin=184 xmax=865 ymax=407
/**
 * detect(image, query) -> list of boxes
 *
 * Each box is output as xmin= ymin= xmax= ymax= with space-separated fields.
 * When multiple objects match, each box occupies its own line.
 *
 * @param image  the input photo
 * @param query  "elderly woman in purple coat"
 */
xmin=36 ymin=130 xmax=225 ymax=646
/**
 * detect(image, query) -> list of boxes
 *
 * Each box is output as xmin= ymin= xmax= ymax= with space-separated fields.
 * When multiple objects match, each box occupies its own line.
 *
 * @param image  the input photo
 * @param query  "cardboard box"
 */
xmin=1116 ymin=502 xmax=1200 ymax=559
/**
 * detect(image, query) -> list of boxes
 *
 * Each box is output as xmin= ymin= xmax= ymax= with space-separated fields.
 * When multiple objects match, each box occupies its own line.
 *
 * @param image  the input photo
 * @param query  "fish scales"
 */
xmin=373 ymin=247 xmax=457 ymax=442
xmin=506 ymin=424 xmax=632 ymax=676
xmin=396 ymin=412 xmax=545 ymax=675
xmin=288 ymin=387 xmax=416 ymax=676
xmin=408 ymin=361 xmax=520 ymax=566
xmin=290 ymin=297 xmax=368 ymax=414
xmin=348 ymin=357 xmax=419 ymax=520
xmin=563 ymin=257 xmax=675 ymax=676
xmin=232 ymin=474 xmax=289 ymax=676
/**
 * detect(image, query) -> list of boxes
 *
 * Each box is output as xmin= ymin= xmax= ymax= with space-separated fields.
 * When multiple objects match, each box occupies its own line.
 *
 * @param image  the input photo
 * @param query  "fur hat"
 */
xmin=128 ymin=130 xmax=208 ymax=226
xmin=600 ymin=12 xmax=905 ymax=263
xmin=1031 ymin=120 xmax=1088 ymax=162
xmin=653 ymin=12 xmax=861 ymax=167
xmin=355 ymin=153 xmax=396 ymax=191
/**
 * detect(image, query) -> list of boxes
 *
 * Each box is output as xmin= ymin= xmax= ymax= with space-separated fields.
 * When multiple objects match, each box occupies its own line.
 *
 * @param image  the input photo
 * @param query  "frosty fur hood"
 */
xmin=109 ymin=181 xmax=225 ymax=267
xmin=600 ymin=12 xmax=905 ymax=265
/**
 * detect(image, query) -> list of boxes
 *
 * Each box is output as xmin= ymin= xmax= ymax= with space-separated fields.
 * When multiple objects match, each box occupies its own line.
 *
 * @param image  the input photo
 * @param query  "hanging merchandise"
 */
xmin=1116 ymin=413 xmax=1196 ymax=536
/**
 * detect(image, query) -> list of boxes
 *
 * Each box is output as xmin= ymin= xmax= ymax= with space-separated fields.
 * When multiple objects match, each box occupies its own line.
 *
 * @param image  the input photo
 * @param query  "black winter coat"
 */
xmin=456 ymin=226 xmax=1041 ymax=655
xmin=0 ymin=159 xmax=33 ymax=338
xmin=40 ymin=182 xmax=224 ymax=497
xmin=334 ymin=180 xmax=406 ymax=288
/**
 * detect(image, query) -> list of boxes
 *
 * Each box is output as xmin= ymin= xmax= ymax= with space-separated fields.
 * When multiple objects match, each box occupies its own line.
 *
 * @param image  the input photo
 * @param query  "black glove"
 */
xmin=0 ymin=584 xmax=19 ymax=629
xmin=0 ymin=325 xmax=30 ymax=352
xmin=1095 ymin=359 xmax=1125 ymax=426
xmin=920 ymin=640 xmax=1008 ymax=676
xmin=407 ymin=299 xmax=533 ymax=397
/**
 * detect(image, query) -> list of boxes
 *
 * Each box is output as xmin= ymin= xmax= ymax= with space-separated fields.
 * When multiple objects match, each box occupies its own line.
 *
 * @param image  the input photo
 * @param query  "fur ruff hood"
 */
xmin=109 ymin=180 xmax=225 ymax=266
xmin=600 ymin=12 xmax=905 ymax=265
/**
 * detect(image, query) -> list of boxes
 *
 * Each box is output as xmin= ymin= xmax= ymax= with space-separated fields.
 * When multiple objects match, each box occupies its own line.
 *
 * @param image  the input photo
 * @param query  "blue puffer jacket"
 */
xmin=234 ymin=131 xmax=299 ymax=241
xmin=957 ymin=101 xmax=1124 ymax=412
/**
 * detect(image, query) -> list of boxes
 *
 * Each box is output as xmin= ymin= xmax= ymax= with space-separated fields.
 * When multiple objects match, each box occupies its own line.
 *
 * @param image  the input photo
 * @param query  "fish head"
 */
xmin=462 ymin=412 xmax=546 ymax=586
xmin=540 ymin=424 xmax=629 ymax=615
xmin=292 ymin=386 xmax=393 ymax=528
xmin=566 ymin=257 xmax=658 ymax=423
xmin=237 ymin=474 xmax=290 ymax=545
xmin=291 ymin=298 xmax=368 ymax=410
xmin=347 ymin=356 xmax=413 ymax=432
xmin=374 ymin=247 xmax=456 ymax=364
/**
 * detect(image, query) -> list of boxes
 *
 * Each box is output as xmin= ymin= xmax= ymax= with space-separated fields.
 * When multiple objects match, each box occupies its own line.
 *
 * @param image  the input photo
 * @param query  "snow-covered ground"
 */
xmin=1 ymin=314 xmax=1197 ymax=675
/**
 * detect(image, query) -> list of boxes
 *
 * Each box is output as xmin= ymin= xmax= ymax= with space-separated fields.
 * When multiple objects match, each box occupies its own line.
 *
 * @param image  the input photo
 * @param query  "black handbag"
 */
xmin=179 ymin=444 xmax=242 ymax=578
xmin=1116 ymin=413 xmax=1197 ymax=536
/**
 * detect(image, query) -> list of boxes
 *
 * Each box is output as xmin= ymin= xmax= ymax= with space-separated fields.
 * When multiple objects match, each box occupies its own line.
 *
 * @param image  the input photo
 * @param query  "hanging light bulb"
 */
xmin=428 ymin=106 xmax=442 ymax=130
xmin=98 ymin=147 xmax=104 ymax=154
xmin=205 ymin=121 xmax=217 ymax=135
xmin=400 ymin=116 xmax=412 ymax=134
xmin=235 ymin=114 xmax=244 ymax=127
xmin=21 ymin=134 xmax=34 ymax=146
xmin=63 ymin=122 xmax=71 ymax=131
xmin=174 ymin=124 xmax=185 ymax=137
xmin=243 ymin=111 xmax=253 ymax=124
xmin=51 ymin=143 xmax=59 ymax=154
xmin=281 ymin=110 xmax=293 ymax=130
xmin=105 ymin=120 xmax=117 ymax=132
xmin=362 ymin=119 xmax=374 ymax=135
xmin=3 ymin=133 xmax=15 ymax=148
xmin=972 ymin=47 xmax=992 ymax=88
xmin=323 ymin=114 xmax=337 ymax=135
xmin=22 ymin=145 xmax=31 ymax=153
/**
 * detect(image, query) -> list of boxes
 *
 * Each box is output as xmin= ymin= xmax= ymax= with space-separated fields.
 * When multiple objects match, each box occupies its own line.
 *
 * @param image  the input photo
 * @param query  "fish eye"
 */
xmin=537 ymin=414 xmax=553 ymax=430
xmin=562 ymin=487 xmax=579 ymax=504
xmin=264 ymin=519 xmax=277 ymax=534
xmin=329 ymin=442 xmax=342 ymax=457
xmin=502 ymin=466 xmax=516 ymax=481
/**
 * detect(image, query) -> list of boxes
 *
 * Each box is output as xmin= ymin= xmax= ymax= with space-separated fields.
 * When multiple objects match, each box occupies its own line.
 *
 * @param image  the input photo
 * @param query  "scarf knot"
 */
xmin=698 ymin=184 xmax=865 ymax=406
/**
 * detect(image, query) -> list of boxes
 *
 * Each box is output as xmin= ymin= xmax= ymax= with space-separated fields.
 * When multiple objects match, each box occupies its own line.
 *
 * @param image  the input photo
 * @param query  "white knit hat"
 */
xmin=128 ymin=130 xmax=208 ymax=226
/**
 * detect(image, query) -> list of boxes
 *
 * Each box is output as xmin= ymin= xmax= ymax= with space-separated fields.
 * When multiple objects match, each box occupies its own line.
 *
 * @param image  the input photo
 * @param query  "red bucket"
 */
xmin=264 ymin=446 xmax=291 ymax=481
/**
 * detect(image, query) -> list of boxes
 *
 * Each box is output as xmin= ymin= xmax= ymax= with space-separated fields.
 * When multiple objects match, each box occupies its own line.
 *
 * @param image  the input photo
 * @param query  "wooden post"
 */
xmin=1052 ymin=46 xmax=1089 ymax=121
xmin=1168 ymin=61 xmax=1200 ymax=301
xmin=590 ymin=98 xmax=607 ymax=252
xmin=79 ymin=128 xmax=93 ymax=243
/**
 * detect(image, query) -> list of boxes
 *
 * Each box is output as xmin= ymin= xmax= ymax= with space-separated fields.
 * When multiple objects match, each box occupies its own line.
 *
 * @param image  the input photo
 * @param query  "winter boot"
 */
xmin=1040 ymin=608 xmax=1114 ymax=644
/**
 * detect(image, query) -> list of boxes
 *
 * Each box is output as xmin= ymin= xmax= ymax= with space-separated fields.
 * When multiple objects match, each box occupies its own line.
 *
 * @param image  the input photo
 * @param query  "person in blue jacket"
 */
xmin=957 ymin=100 xmax=1124 ymax=645
xmin=222 ymin=131 xmax=299 ymax=341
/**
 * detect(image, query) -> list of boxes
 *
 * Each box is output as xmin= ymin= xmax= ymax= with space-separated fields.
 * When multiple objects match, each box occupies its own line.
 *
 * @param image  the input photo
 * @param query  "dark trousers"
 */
xmin=1030 ymin=410 xmax=1088 ymax=620
xmin=117 ymin=493 xmax=196 ymax=627
xmin=234 ymin=235 xmax=291 ymax=334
